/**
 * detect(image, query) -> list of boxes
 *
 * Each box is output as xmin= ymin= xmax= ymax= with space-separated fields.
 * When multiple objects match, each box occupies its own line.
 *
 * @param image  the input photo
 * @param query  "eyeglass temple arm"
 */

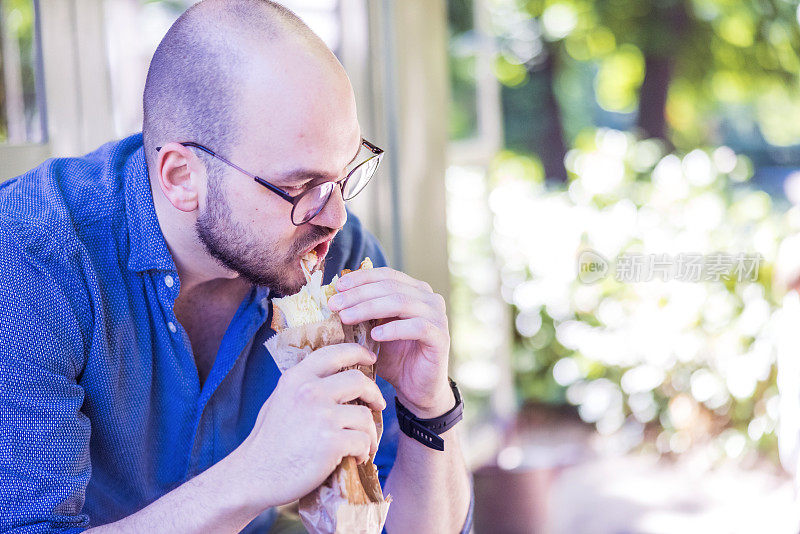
xmin=362 ymin=139 xmax=384 ymax=155
xmin=156 ymin=142 xmax=294 ymax=202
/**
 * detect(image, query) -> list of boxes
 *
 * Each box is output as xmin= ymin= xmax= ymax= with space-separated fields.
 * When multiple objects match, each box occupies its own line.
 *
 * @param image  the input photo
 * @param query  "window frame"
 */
xmin=0 ymin=0 xmax=114 ymax=181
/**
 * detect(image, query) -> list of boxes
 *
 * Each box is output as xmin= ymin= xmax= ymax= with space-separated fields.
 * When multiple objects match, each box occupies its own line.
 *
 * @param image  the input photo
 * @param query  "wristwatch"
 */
xmin=394 ymin=377 xmax=464 ymax=451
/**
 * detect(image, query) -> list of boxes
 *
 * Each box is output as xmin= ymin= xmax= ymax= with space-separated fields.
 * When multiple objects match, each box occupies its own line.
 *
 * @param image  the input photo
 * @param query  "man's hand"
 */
xmin=87 ymin=343 xmax=386 ymax=533
xmin=328 ymin=267 xmax=454 ymax=418
xmin=236 ymin=342 xmax=386 ymax=509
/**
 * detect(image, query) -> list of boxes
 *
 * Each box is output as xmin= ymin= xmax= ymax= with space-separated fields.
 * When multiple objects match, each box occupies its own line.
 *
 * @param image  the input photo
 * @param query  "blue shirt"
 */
xmin=0 ymin=133 xmax=473 ymax=533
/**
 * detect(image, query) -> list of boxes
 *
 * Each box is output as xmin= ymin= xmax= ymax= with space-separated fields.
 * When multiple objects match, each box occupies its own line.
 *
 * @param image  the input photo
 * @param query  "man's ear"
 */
xmin=156 ymin=142 xmax=205 ymax=212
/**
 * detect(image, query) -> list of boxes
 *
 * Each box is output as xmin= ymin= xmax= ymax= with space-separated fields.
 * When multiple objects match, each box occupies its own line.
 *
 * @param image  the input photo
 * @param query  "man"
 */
xmin=0 ymin=1 xmax=473 ymax=532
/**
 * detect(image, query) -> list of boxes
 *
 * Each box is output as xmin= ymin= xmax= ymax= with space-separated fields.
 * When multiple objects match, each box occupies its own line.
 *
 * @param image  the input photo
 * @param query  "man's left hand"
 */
xmin=327 ymin=267 xmax=454 ymax=418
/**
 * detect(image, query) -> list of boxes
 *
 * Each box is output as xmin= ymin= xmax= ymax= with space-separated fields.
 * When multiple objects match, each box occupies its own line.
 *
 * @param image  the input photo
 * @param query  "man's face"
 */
xmin=194 ymin=164 xmax=336 ymax=297
xmin=194 ymin=48 xmax=361 ymax=297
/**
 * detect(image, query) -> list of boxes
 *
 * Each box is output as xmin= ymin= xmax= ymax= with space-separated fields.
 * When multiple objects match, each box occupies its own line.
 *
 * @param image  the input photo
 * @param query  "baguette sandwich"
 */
xmin=264 ymin=251 xmax=391 ymax=534
xmin=270 ymin=250 xmax=372 ymax=332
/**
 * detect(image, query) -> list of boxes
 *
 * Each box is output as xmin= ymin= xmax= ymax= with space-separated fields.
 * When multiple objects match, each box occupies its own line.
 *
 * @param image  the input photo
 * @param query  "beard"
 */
xmin=196 ymin=175 xmax=335 ymax=297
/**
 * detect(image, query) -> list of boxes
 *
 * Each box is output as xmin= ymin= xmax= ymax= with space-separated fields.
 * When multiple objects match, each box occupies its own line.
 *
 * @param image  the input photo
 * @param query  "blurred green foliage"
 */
xmin=488 ymin=133 xmax=794 ymax=460
xmin=449 ymin=0 xmax=800 ymax=155
xmin=448 ymin=0 xmax=480 ymax=140
xmin=447 ymin=0 xmax=800 ymax=461
xmin=0 ymin=0 xmax=38 ymax=143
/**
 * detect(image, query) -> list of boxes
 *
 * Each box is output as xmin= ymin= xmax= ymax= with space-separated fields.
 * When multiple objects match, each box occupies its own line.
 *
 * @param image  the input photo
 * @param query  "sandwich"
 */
xmin=270 ymin=251 xmax=373 ymax=332
xmin=265 ymin=252 xmax=391 ymax=534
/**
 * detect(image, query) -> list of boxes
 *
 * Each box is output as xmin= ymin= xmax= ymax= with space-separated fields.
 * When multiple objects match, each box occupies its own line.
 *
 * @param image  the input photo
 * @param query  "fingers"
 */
xmin=320 ymin=369 xmax=387 ymax=413
xmin=370 ymin=317 xmax=446 ymax=346
xmin=336 ymin=293 xmax=442 ymax=325
xmin=337 ymin=266 xmax=433 ymax=294
xmin=328 ymin=279 xmax=433 ymax=313
xmin=298 ymin=343 xmax=376 ymax=378
xmin=338 ymin=429 xmax=373 ymax=465
xmin=334 ymin=404 xmax=379 ymax=459
xmin=328 ymin=270 xmax=446 ymax=327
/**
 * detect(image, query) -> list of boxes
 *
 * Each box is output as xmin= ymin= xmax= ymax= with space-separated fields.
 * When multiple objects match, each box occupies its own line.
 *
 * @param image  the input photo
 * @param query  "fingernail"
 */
xmin=372 ymin=326 xmax=383 ymax=339
xmin=328 ymin=294 xmax=341 ymax=309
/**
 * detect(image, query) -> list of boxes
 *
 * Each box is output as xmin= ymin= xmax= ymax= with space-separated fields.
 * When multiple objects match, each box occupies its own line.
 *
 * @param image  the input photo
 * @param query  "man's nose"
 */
xmin=312 ymin=184 xmax=347 ymax=230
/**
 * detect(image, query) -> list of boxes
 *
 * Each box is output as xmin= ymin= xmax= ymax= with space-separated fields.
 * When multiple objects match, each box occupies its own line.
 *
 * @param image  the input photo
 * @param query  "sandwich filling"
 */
xmin=271 ymin=254 xmax=373 ymax=329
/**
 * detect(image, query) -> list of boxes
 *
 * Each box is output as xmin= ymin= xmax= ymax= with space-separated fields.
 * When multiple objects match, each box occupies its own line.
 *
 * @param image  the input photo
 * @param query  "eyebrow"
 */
xmin=271 ymin=140 xmax=363 ymax=186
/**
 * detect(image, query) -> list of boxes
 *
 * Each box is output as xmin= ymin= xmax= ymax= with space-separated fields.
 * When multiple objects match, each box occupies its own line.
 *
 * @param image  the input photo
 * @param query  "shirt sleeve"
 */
xmin=0 ymin=222 xmax=92 ymax=533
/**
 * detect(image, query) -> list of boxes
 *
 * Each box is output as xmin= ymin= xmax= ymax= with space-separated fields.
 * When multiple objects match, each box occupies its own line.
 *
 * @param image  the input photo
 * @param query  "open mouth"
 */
xmin=312 ymin=238 xmax=332 ymax=260
xmin=300 ymin=238 xmax=333 ymax=275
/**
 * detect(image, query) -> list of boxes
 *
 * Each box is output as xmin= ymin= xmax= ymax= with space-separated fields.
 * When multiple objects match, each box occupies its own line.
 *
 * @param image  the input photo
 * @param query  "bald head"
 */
xmin=142 ymin=0 xmax=360 ymax=294
xmin=142 ymin=0 xmax=338 ymax=175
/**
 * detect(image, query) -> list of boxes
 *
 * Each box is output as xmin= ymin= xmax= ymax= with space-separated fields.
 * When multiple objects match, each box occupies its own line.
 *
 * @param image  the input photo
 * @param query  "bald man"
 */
xmin=0 ymin=1 xmax=473 ymax=533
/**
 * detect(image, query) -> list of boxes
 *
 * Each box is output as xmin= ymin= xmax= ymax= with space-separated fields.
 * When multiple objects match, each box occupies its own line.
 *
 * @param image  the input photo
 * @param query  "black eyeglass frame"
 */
xmin=155 ymin=139 xmax=384 ymax=225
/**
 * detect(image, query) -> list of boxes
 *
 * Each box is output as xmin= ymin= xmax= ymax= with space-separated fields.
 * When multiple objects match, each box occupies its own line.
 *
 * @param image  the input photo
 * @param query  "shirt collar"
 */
xmin=124 ymin=135 xmax=177 ymax=273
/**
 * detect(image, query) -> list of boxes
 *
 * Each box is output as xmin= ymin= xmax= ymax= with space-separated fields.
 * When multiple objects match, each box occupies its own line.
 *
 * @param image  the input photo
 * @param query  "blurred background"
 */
xmin=2 ymin=0 xmax=800 ymax=532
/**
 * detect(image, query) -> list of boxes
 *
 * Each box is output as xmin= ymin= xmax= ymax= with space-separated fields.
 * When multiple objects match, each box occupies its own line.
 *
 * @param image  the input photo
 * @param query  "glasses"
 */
xmin=155 ymin=139 xmax=384 ymax=225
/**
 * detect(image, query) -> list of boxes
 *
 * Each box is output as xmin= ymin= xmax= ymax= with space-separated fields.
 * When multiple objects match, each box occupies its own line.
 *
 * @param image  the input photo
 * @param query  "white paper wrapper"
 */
xmin=265 ymin=315 xmax=392 ymax=534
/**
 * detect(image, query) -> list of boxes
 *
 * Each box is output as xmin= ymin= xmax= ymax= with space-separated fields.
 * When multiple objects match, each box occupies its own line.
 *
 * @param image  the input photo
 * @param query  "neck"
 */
xmin=150 ymin=177 xmax=245 ymax=296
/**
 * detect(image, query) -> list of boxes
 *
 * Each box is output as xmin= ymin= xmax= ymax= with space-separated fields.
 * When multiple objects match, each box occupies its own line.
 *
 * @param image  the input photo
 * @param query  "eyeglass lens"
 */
xmin=343 ymin=156 xmax=380 ymax=200
xmin=291 ymin=156 xmax=380 ymax=225
xmin=293 ymin=181 xmax=335 ymax=225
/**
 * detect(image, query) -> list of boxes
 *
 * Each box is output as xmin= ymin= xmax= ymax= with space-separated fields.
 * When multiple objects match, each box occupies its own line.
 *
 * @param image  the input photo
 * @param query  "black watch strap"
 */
xmin=394 ymin=377 xmax=464 ymax=451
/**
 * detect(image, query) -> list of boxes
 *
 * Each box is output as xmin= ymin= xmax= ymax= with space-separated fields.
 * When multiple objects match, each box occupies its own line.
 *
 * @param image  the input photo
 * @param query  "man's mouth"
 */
xmin=310 ymin=238 xmax=332 ymax=261
xmin=301 ymin=235 xmax=335 ymax=272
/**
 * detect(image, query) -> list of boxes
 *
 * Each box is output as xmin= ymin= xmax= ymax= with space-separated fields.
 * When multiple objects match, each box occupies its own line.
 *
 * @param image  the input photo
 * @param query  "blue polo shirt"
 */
xmin=0 ymin=133 xmax=473 ymax=533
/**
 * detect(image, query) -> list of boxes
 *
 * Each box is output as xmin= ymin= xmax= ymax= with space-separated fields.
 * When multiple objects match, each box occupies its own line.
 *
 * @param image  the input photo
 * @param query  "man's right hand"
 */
xmin=235 ymin=342 xmax=386 ymax=509
xmin=86 ymin=343 xmax=385 ymax=533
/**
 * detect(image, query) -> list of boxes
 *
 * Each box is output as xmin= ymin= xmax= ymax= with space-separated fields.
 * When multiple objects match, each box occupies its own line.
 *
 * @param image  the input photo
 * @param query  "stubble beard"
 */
xmin=195 ymin=176 xmax=333 ymax=297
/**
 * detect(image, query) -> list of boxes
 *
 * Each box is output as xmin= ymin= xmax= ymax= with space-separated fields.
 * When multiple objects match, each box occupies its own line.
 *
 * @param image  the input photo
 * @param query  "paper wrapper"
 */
xmin=265 ymin=314 xmax=392 ymax=534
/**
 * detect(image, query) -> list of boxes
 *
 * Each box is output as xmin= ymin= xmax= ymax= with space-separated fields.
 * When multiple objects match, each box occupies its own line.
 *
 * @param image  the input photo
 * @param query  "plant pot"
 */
xmin=473 ymin=463 xmax=561 ymax=534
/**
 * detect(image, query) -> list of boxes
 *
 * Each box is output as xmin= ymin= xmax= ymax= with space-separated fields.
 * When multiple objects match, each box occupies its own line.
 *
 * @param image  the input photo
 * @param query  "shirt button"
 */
xmin=164 ymin=275 xmax=175 ymax=288
xmin=168 ymin=321 xmax=177 ymax=333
